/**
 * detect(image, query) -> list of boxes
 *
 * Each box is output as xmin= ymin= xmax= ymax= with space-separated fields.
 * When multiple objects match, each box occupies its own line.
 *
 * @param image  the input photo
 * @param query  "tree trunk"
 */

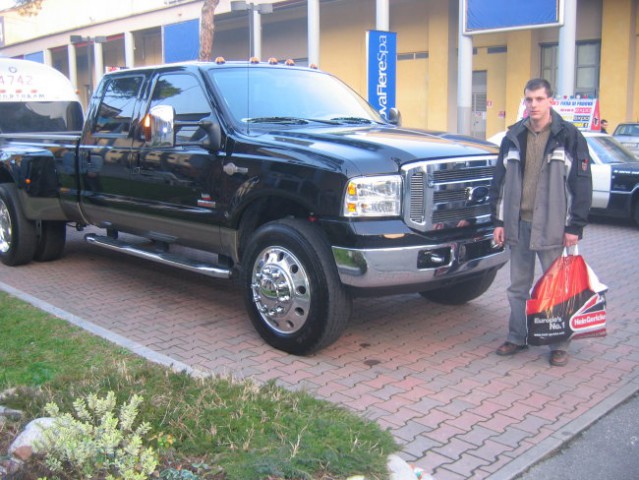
xmin=199 ymin=0 xmax=220 ymax=61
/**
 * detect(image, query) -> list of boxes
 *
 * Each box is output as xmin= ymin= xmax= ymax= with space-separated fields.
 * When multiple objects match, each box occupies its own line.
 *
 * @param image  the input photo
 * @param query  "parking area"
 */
xmin=1 ymin=219 xmax=639 ymax=480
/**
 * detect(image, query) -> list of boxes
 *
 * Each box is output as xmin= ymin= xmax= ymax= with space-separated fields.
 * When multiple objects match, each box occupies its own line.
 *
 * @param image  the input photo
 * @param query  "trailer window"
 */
xmin=0 ymin=101 xmax=83 ymax=133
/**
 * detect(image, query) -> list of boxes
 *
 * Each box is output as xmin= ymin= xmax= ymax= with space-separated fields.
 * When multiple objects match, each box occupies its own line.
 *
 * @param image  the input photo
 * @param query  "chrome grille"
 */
xmin=402 ymin=155 xmax=497 ymax=232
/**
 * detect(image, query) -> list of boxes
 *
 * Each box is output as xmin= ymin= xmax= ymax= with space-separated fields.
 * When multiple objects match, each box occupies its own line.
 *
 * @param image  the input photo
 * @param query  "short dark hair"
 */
xmin=524 ymin=78 xmax=553 ymax=98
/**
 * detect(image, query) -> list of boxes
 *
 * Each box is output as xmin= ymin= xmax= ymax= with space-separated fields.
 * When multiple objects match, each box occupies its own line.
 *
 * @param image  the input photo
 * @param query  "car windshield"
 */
xmin=587 ymin=135 xmax=639 ymax=164
xmin=613 ymin=124 xmax=639 ymax=136
xmin=207 ymin=67 xmax=384 ymax=127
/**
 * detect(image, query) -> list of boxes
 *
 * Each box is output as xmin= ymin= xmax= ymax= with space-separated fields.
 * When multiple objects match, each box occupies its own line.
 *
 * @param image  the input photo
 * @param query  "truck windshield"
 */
xmin=0 ymin=101 xmax=84 ymax=133
xmin=207 ymin=67 xmax=384 ymax=127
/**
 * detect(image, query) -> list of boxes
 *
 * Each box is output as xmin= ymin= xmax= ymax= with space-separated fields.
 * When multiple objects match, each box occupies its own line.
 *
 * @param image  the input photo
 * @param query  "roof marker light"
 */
xmin=249 ymin=57 xmax=260 ymax=64
xmin=285 ymin=59 xmax=295 ymax=66
xmin=215 ymin=57 xmax=226 ymax=64
xmin=268 ymin=57 xmax=278 ymax=64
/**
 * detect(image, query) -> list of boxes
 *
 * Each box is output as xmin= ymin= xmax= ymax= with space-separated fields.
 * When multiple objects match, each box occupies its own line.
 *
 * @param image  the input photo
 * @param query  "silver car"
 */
xmin=612 ymin=122 xmax=639 ymax=159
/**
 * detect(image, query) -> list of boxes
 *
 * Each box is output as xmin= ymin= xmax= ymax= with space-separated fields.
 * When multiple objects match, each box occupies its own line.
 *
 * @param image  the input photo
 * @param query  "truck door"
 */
xmin=78 ymin=74 xmax=145 ymax=226
xmin=132 ymin=71 xmax=224 ymax=246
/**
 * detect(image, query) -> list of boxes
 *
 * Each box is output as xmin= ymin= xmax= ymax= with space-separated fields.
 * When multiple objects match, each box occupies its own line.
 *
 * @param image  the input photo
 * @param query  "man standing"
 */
xmin=489 ymin=78 xmax=593 ymax=367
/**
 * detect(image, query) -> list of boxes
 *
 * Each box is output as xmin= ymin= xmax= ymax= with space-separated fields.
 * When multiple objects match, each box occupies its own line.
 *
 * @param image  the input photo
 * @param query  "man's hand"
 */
xmin=493 ymin=226 xmax=505 ymax=246
xmin=564 ymin=233 xmax=579 ymax=248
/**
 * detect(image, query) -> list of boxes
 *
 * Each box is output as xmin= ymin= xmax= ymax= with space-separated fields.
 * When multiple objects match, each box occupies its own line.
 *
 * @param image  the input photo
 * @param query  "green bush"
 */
xmin=38 ymin=391 xmax=158 ymax=480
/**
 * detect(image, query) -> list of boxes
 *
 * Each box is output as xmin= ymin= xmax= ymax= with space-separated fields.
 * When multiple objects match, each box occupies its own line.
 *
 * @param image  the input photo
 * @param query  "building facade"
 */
xmin=0 ymin=0 xmax=637 ymax=138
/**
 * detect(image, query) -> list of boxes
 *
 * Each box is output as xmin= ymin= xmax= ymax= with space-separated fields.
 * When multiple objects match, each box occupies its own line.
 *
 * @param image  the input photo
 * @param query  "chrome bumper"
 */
xmin=332 ymin=234 xmax=508 ymax=289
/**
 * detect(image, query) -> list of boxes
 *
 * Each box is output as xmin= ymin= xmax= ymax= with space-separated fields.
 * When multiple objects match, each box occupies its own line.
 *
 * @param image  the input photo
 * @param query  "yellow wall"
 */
xmin=600 ymin=0 xmax=638 ymax=129
xmin=393 ymin=1 xmax=429 ymax=129
xmin=320 ymin=0 xmax=374 ymax=95
xmin=425 ymin=0 xmax=453 ymax=131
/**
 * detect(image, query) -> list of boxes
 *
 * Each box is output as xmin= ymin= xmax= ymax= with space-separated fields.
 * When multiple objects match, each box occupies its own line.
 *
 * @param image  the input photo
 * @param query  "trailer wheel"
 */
xmin=0 ymin=183 xmax=37 ymax=266
xmin=241 ymin=218 xmax=351 ymax=355
xmin=34 ymin=221 xmax=67 ymax=262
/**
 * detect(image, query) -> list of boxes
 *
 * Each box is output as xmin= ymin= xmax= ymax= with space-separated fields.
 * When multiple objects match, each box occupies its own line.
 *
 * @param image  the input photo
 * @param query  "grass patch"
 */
xmin=0 ymin=292 xmax=398 ymax=479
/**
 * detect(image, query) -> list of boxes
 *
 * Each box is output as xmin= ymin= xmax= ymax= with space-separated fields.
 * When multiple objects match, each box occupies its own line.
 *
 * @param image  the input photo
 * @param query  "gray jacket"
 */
xmin=489 ymin=110 xmax=593 ymax=250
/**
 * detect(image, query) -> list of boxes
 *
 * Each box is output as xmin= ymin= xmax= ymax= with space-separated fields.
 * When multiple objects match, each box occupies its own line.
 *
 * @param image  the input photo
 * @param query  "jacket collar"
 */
xmin=506 ymin=108 xmax=566 ymax=143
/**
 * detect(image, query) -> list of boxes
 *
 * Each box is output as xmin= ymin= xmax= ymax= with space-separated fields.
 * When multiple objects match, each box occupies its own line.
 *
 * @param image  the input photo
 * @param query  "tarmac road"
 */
xmin=517 ymin=392 xmax=639 ymax=479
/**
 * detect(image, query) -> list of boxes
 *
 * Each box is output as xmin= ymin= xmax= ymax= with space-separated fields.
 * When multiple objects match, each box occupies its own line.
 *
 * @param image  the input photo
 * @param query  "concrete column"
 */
xmin=457 ymin=0 xmax=472 ymax=135
xmin=557 ymin=0 xmax=577 ymax=97
xmin=251 ymin=9 xmax=261 ymax=59
xmin=93 ymin=41 xmax=104 ymax=94
xmin=67 ymin=43 xmax=78 ymax=91
xmin=376 ymin=0 xmax=389 ymax=31
xmin=124 ymin=31 xmax=135 ymax=68
xmin=43 ymin=49 xmax=53 ymax=67
xmin=308 ymin=0 xmax=319 ymax=66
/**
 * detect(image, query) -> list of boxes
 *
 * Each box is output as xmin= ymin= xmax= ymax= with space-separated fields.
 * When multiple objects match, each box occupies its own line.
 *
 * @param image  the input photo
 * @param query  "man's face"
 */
xmin=524 ymin=87 xmax=552 ymax=123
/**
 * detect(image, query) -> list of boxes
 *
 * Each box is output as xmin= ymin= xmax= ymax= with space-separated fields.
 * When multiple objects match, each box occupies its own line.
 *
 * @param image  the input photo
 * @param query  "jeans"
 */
xmin=507 ymin=220 xmax=566 ymax=350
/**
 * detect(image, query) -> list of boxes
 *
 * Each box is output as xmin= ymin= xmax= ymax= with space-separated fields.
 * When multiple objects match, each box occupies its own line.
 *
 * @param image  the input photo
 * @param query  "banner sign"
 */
xmin=517 ymin=97 xmax=602 ymax=131
xmin=463 ymin=0 xmax=563 ymax=34
xmin=366 ymin=30 xmax=396 ymax=120
xmin=163 ymin=19 xmax=199 ymax=63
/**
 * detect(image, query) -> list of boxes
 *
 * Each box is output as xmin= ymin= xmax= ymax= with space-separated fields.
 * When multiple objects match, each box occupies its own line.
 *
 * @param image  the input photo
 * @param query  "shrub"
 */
xmin=38 ymin=391 xmax=158 ymax=480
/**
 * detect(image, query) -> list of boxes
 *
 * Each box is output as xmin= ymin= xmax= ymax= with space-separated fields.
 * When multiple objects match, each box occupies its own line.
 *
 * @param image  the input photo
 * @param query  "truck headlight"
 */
xmin=343 ymin=175 xmax=402 ymax=217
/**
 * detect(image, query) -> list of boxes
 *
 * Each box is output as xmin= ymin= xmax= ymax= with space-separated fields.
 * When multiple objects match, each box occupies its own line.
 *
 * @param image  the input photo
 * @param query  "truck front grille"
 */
xmin=402 ymin=155 xmax=497 ymax=232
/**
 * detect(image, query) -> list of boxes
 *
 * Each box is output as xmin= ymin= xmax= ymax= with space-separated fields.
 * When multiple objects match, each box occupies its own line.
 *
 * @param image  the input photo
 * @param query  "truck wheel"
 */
xmin=241 ymin=218 xmax=352 ymax=355
xmin=0 ymin=183 xmax=37 ymax=266
xmin=34 ymin=221 xmax=67 ymax=262
xmin=419 ymin=268 xmax=497 ymax=305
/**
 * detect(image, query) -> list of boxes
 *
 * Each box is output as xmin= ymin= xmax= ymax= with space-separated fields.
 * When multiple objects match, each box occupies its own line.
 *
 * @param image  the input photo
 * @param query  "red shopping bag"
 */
xmin=526 ymin=248 xmax=607 ymax=346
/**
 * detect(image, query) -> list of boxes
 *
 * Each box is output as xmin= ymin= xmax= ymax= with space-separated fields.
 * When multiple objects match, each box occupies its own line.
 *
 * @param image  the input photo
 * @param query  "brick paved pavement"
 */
xmin=1 ymin=219 xmax=638 ymax=479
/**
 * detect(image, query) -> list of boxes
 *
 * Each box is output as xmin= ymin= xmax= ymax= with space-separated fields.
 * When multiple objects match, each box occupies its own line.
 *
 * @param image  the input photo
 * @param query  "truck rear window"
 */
xmin=0 ymin=101 xmax=83 ymax=133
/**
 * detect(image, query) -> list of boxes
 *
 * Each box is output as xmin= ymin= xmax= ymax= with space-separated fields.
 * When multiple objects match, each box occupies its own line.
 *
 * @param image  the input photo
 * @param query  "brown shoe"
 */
xmin=496 ymin=341 xmax=528 ymax=356
xmin=550 ymin=350 xmax=568 ymax=367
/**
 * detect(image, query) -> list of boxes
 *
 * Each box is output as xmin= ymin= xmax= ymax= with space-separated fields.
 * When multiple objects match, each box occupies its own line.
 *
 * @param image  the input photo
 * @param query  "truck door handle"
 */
xmin=223 ymin=162 xmax=248 ymax=176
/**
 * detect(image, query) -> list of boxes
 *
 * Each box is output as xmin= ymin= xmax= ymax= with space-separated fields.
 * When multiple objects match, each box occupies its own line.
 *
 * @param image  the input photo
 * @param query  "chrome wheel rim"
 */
xmin=250 ymin=246 xmax=311 ymax=334
xmin=0 ymin=200 xmax=12 ymax=254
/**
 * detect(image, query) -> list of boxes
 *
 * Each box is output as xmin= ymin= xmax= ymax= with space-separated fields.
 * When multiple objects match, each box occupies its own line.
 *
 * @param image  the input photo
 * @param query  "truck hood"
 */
xmin=254 ymin=125 xmax=498 ymax=176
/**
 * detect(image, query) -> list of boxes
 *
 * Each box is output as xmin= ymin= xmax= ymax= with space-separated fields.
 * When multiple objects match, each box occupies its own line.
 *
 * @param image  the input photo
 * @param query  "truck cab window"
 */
xmin=94 ymin=76 xmax=143 ymax=135
xmin=149 ymin=73 xmax=212 ymax=143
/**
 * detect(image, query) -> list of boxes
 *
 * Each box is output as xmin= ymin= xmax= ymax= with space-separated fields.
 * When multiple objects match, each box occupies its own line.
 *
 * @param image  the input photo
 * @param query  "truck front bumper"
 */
xmin=332 ymin=232 xmax=508 ymax=289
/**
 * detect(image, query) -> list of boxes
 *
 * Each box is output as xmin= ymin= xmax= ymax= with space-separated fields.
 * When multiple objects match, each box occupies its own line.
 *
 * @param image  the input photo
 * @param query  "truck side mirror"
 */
xmin=388 ymin=108 xmax=402 ymax=126
xmin=142 ymin=105 xmax=176 ymax=147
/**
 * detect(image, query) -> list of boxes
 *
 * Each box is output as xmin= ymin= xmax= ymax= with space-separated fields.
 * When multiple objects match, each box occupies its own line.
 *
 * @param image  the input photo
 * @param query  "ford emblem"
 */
xmin=465 ymin=186 xmax=489 ymax=204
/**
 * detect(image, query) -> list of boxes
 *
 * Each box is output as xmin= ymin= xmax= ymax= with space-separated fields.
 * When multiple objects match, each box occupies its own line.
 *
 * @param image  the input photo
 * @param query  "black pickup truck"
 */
xmin=0 ymin=60 xmax=507 ymax=354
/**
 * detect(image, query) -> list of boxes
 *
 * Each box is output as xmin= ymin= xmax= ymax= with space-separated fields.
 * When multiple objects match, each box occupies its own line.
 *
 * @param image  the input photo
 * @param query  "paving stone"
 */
xmin=1 ymin=222 xmax=638 ymax=478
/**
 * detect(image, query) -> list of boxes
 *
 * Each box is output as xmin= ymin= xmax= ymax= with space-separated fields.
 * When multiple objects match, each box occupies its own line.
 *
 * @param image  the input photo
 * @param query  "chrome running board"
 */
xmin=84 ymin=233 xmax=233 ymax=279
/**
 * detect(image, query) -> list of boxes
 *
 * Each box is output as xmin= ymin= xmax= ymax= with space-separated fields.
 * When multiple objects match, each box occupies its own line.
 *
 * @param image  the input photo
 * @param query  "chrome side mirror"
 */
xmin=388 ymin=107 xmax=402 ymax=126
xmin=143 ymin=105 xmax=175 ymax=147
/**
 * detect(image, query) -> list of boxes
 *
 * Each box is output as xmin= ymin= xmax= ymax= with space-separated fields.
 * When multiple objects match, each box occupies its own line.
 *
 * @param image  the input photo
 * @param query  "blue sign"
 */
xmin=367 ymin=30 xmax=396 ymax=120
xmin=464 ymin=0 xmax=562 ymax=34
xmin=164 ymin=19 xmax=199 ymax=63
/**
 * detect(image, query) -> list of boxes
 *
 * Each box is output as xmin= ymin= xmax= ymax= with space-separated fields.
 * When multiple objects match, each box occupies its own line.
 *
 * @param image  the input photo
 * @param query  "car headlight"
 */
xmin=343 ymin=175 xmax=402 ymax=217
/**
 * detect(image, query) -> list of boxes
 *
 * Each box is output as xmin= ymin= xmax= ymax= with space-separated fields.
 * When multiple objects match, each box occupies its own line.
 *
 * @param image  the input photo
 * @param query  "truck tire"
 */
xmin=419 ymin=268 xmax=498 ymax=305
xmin=241 ymin=218 xmax=352 ymax=355
xmin=0 ymin=183 xmax=37 ymax=266
xmin=34 ymin=221 xmax=67 ymax=262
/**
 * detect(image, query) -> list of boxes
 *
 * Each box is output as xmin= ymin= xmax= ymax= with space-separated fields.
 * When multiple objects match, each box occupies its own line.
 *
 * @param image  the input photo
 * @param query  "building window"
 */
xmin=541 ymin=41 xmax=600 ymax=97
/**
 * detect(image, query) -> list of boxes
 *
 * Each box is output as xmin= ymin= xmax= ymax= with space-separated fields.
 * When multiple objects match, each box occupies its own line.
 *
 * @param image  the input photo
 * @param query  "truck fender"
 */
xmin=0 ymin=146 xmax=58 ymax=196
